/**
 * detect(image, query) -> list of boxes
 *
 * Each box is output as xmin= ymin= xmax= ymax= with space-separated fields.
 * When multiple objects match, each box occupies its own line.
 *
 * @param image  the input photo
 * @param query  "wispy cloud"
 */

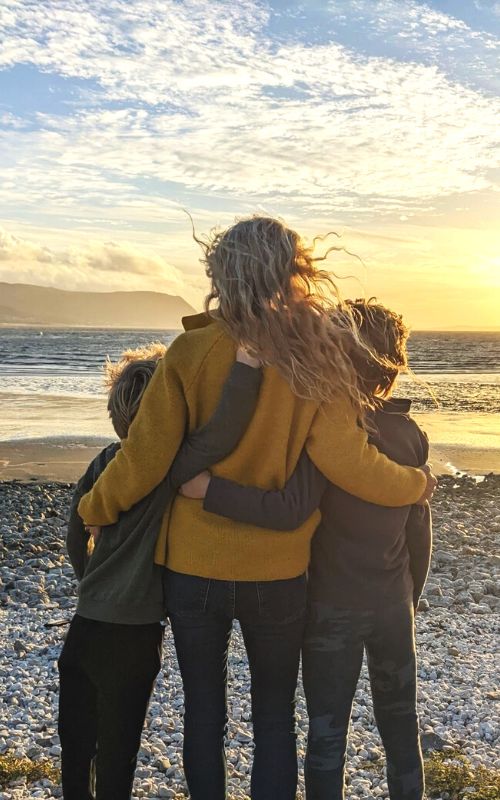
xmin=474 ymin=1 xmax=500 ymax=19
xmin=326 ymin=1 xmax=499 ymax=89
xmin=0 ymin=0 xmax=498 ymax=229
xmin=0 ymin=226 xmax=187 ymax=294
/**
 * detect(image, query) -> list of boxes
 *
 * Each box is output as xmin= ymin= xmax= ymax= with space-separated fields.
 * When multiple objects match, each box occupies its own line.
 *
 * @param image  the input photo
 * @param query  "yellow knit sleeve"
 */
xmin=78 ymin=346 xmax=187 ymax=526
xmin=306 ymin=395 xmax=426 ymax=507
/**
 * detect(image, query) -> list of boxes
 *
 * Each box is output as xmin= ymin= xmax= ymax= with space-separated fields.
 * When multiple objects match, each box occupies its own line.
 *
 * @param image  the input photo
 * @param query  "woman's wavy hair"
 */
xmin=344 ymin=298 xmax=410 ymax=398
xmin=193 ymin=215 xmax=372 ymax=413
xmin=105 ymin=342 xmax=167 ymax=439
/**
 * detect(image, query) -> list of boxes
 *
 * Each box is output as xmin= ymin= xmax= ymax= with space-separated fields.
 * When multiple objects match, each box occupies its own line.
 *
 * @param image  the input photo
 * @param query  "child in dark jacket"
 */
xmin=59 ymin=343 xmax=261 ymax=800
xmin=182 ymin=299 xmax=432 ymax=800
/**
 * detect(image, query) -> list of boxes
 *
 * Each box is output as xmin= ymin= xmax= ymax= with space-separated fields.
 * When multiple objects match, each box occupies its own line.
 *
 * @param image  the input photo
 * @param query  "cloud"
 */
xmin=0 ymin=226 xmax=188 ymax=294
xmin=0 ymin=0 xmax=498 ymax=233
xmin=326 ymin=1 xmax=499 ymax=86
xmin=474 ymin=1 xmax=500 ymax=18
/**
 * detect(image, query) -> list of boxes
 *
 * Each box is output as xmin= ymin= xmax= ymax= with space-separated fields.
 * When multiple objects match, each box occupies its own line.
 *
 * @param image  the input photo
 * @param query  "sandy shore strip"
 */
xmin=0 ymin=474 xmax=499 ymax=798
xmin=413 ymin=412 xmax=500 ymax=474
xmin=0 ymin=440 xmax=113 ymax=483
xmin=0 ymin=436 xmax=499 ymax=483
xmin=1 ymin=386 xmax=498 ymax=481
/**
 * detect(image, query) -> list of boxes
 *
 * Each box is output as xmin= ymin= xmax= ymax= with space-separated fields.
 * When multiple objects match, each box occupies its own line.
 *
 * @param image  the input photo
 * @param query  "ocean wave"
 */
xmin=1 ymin=329 xmax=499 ymax=416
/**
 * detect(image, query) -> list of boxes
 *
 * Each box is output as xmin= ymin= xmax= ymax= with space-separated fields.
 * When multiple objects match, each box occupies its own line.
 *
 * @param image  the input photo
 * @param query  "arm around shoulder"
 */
xmin=168 ymin=361 xmax=262 ymax=489
xmin=204 ymin=451 xmax=327 ymax=530
xmin=306 ymin=395 xmax=427 ymax=507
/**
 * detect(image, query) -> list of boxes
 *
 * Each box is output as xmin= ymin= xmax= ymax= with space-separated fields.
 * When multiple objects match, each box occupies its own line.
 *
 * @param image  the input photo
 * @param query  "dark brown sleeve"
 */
xmin=406 ymin=502 xmax=432 ymax=608
xmin=407 ymin=420 xmax=432 ymax=607
xmin=168 ymin=362 xmax=262 ymax=489
xmin=66 ymin=459 xmax=98 ymax=580
xmin=419 ymin=426 xmax=430 ymax=465
xmin=203 ymin=451 xmax=327 ymax=530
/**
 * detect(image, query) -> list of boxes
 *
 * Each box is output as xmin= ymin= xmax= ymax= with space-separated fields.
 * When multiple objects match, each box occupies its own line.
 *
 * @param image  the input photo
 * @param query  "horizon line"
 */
xmin=1 ymin=323 xmax=499 ymax=334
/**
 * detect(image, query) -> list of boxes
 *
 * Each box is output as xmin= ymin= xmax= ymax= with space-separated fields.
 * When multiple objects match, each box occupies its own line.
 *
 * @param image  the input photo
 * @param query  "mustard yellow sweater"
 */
xmin=78 ymin=315 xmax=426 ymax=581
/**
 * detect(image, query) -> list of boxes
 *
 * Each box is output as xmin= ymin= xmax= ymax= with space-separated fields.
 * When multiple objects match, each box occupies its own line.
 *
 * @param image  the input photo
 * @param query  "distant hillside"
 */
xmin=0 ymin=283 xmax=197 ymax=329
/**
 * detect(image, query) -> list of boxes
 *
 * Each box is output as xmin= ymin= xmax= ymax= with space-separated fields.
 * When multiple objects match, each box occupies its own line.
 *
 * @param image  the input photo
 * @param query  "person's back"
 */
xmin=303 ymin=300 xmax=432 ymax=800
xmin=159 ymin=316 xmax=321 ymax=579
xmin=60 ymin=345 xmax=169 ymax=800
xmin=310 ymin=398 xmax=429 ymax=609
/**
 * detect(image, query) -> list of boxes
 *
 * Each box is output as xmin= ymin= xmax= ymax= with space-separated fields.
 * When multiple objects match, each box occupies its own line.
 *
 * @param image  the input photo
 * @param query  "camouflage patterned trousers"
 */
xmin=302 ymin=601 xmax=424 ymax=799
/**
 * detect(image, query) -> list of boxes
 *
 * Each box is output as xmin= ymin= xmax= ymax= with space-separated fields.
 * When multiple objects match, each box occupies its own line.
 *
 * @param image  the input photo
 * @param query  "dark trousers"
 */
xmin=58 ymin=614 xmax=163 ymax=800
xmin=303 ymin=602 xmax=424 ymax=800
xmin=165 ymin=569 xmax=307 ymax=800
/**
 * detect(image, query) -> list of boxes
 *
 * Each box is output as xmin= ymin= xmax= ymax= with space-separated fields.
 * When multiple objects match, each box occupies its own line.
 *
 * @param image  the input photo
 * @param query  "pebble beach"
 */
xmin=1 ymin=474 xmax=499 ymax=799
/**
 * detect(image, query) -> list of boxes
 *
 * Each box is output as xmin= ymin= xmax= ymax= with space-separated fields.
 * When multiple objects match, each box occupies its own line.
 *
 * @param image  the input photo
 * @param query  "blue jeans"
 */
xmin=303 ymin=602 xmax=423 ymax=800
xmin=165 ymin=570 xmax=307 ymax=800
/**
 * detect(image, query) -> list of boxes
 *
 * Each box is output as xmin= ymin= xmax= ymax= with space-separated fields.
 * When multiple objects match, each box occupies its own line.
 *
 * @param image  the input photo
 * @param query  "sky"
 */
xmin=0 ymin=0 xmax=499 ymax=329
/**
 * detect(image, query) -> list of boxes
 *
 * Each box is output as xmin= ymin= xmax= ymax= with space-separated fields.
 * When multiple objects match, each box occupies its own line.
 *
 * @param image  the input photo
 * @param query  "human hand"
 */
xmin=236 ymin=345 xmax=260 ymax=368
xmin=85 ymin=525 xmax=101 ymax=544
xmin=85 ymin=526 xmax=101 ymax=556
xmin=416 ymin=464 xmax=437 ymax=505
xmin=180 ymin=471 xmax=211 ymax=499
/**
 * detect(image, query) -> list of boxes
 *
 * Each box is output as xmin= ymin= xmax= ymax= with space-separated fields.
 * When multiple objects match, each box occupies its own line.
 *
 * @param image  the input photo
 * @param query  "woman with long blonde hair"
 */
xmin=79 ymin=216 xmax=434 ymax=800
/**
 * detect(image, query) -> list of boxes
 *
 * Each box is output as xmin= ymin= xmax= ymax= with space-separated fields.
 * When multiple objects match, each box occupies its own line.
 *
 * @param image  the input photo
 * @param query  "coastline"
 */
xmin=0 ymin=322 xmax=185 ymax=330
xmin=0 ymin=396 xmax=498 ymax=484
xmin=0 ymin=437 xmax=499 ymax=483
xmin=0 ymin=439 xmax=113 ymax=483
xmin=2 ymin=323 xmax=499 ymax=331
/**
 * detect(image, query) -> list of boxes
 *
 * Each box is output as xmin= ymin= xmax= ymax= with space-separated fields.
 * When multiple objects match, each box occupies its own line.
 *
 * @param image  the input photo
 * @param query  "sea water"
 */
xmin=0 ymin=328 xmax=498 ymax=444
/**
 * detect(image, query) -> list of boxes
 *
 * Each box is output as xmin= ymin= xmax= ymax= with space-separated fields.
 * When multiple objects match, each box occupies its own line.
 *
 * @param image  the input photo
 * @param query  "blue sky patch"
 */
xmin=0 ymin=65 xmax=101 ymax=119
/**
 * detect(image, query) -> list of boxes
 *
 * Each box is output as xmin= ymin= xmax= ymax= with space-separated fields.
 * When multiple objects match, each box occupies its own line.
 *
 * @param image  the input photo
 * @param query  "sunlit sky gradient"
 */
xmin=1 ymin=0 xmax=499 ymax=329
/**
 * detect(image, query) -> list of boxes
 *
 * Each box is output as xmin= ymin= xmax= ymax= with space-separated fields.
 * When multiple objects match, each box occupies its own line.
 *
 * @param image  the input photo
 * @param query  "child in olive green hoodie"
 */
xmin=59 ymin=343 xmax=261 ymax=800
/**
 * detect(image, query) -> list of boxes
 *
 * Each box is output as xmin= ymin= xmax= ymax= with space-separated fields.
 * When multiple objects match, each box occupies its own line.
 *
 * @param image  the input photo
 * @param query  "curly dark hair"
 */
xmin=345 ymin=298 xmax=410 ymax=398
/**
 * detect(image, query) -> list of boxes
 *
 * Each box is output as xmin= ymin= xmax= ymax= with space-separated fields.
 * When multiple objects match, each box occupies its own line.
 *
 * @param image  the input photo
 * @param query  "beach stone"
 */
xmin=155 ymin=756 xmax=171 ymax=770
xmin=469 ymin=603 xmax=490 ymax=614
xmin=421 ymin=732 xmax=447 ymax=752
xmin=158 ymin=787 xmax=176 ymax=798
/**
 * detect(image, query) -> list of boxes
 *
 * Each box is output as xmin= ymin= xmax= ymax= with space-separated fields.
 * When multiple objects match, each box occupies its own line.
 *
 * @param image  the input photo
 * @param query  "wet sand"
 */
xmin=0 ymin=440 xmax=112 ymax=483
xmin=413 ymin=411 xmax=500 ymax=476
xmin=0 ymin=436 xmax=498 ymax=483
xmin=0 ymin=393 xmax=498 ymax=482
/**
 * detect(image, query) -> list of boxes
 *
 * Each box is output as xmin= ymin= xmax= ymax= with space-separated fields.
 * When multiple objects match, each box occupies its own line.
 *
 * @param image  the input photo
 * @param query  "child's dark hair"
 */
xmin=346 ymin=298 xmax=409 ymax=398
xmin=105 ymin=343 xmax=167 ymax=439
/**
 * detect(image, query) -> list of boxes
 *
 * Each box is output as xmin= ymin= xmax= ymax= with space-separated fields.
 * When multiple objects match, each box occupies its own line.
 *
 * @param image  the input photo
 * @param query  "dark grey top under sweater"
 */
xmin=67 ymin=362 xmax=262 ymax=624
xmin=203 ymin=399 xmax=432 ymax=610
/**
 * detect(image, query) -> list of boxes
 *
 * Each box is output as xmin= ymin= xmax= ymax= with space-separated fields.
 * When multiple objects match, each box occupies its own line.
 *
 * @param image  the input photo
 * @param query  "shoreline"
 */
xmin=0 ymin=322 xmax=183 ymax=330
xmin=2 ymin=323 xmax=499 ymax=332
xmin=0 ymin=437 xmax=499 ymax=483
